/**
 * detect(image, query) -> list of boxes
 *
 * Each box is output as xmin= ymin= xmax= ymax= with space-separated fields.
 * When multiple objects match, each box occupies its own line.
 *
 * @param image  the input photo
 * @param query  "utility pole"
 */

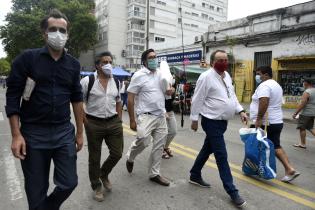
xmin=179 ymin=0 xmax=186 ymax=127
xmin=146 ymin=0 xmax=150 ymax=50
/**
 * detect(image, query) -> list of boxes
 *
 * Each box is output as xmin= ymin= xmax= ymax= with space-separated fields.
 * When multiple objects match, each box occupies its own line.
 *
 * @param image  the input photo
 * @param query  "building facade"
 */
xmin=79 ymin=0 xmax=228 ymax=71
xmin=202 ymin=1 xmax=315 ymax=108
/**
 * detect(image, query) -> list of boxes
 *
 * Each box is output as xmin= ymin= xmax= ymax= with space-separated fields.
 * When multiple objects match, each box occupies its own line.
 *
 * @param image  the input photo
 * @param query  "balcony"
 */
xmin=127 ymin=37 xmax=145 ymax=44
xmin=128 ymin=24 xmax=145 ymax=31
xmin=128 ymin=0 xmax=146 ymax=5
xmin=128 ymin=11 xmax=146 ymax=20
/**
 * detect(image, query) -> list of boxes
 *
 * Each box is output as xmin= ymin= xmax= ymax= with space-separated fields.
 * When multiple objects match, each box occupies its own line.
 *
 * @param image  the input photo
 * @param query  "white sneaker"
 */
xmin=281 ymin=171 xmax=300 ymax=183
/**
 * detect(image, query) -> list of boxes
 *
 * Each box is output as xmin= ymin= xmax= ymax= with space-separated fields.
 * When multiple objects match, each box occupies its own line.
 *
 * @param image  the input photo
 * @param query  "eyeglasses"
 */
xmin=101 ymin=61 xmax=113 ymax=65
xmin=47 ymin=26 xmax=67 ymax=34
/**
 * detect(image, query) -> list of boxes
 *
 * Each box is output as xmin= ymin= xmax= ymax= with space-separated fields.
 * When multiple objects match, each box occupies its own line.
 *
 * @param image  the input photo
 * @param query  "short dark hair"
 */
xmin=40 ymin=9 xmax=70 ymax=32
xmin=303 ymin=78 xmax=313 ymax=85
xmin=256 ymin=66 xmax=273 ymax=77
xmin=94 ymin=51 xmax=113 ymax=65
xmin=210 ymin=49 xmax=226 ymax=65
xmin=141 ymin=49 xmax=155 ymax=66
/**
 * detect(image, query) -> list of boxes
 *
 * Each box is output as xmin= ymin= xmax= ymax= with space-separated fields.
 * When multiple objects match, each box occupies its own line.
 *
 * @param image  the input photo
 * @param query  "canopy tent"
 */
xmin=170 ymin=66 xmax=208 ymax=83
xmin=112 ymin=67 xmax=131 ymax=77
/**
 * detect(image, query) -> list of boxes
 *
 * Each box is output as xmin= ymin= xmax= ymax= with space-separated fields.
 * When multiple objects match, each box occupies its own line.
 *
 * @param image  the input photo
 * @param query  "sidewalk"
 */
xmin=241 ymin=103 xmax=297 ymax=124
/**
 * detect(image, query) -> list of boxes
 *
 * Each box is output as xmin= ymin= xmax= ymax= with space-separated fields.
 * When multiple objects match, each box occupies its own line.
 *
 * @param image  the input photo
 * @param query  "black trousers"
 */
xmin=21 ymin=143 xmax=78 ymax=210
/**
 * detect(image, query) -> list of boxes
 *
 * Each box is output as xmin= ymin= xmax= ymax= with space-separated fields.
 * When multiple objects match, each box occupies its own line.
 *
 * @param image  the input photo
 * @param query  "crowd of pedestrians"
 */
xmin=4 ymin=9 xmax=312 ymax=210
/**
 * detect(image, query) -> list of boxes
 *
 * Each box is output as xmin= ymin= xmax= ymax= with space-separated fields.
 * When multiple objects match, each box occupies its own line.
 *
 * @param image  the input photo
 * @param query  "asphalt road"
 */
xmin=0 ymin=88 xmax=314 ymax=210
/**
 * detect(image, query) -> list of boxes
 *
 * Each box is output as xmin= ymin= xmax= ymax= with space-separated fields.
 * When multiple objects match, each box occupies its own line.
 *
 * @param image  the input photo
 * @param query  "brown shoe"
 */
xmin=102 ymin=178 xmax=112 ymax=192
xmin=126 ymin=160 xmax=134 ymax=173
xmin=149 ymin=175 xmax=170 ymax=186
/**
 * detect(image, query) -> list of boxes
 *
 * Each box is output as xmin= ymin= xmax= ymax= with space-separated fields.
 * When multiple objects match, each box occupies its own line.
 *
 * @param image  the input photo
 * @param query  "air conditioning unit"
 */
xmin=140 ymin=20 xmax=145 ymax=25
xmin=195 ymin=36 xmax=199 ymax=42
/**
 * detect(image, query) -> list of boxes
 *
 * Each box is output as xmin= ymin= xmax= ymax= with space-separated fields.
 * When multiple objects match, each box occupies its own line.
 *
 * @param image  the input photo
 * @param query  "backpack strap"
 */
xmin=114 ymin=78 xmax=119 ymax=93
xmin=86 ymin=74 xmax=95 ymax=102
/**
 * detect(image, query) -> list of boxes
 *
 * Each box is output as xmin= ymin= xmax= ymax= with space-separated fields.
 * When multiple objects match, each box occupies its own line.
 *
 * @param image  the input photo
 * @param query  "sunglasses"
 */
xmin=47 ymin=26 xmax=67 ymax=34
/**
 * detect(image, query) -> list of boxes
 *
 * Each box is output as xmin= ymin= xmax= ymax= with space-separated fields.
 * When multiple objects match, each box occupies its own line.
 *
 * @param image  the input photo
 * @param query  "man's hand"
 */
xmin=11 ymin=135 xmax=26 ymax=160
xmin=130 ymin=120 xmax=137 ymax=131
xmin=255 ymin=118 xmax=263 ymax=129
xmin=292 ymin=113 xmax=298 ymax=119
xmin=191 ymin=121 xmax=198 ymax=131
xmin=165 ymin=87 xmax=175 ymax=96
xmin=75 ymin=133 xmax=84 ymax=152
xmin=240 ymin=112 xmax=248 ymax=125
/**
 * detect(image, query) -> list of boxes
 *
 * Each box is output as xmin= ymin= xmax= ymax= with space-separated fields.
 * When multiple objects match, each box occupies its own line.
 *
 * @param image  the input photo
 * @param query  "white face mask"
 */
xmin=47 ymin=31 xmax=68 ymax=50
xmin=102 ymin=64 xmax=112 ymax=76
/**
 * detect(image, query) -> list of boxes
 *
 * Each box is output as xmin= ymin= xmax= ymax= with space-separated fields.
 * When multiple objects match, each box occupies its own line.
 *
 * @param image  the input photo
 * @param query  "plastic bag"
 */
xmin=239 ymin=128 xmax=277 ymax=180
xmin=159 ymin=60 xmax=173 ymax=98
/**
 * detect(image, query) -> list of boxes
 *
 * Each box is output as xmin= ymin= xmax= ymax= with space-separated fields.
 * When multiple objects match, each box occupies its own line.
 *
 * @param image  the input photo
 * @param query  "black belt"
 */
xmin=143 ymin=112 xmax=153 ymax=115
xmin=86 ymin=114 xmax=118 ymax=121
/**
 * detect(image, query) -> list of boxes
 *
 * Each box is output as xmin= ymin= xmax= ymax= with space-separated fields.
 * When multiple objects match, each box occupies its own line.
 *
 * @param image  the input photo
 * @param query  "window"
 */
xmin=185 ymin=11 xmax=191 ymax=15
xmin=178 ymin=18 xmax=182 ymax=23
xmin=178 ymin=7 xmax=182 ymax=13
xmin=217 ymin=7 xmax=223 ymax=13
xmin=201 ymin=13 xmax=208 ymax=19
xmin=191 ymin=24 xmax=198 ymax=28
xmin=210 ymin=5 xmax=214 ymax=10
xmin=209 ymin=16 xmax=214 ymax=21
xmin=156 ymin=0 xmax=166 ymax=6
xmin=155 ymin=36 xmax=165 ymax=42
xmin=202 ymin=2 xmax=205 ymax=7
xmin=150 ymin=7 xmax=155 ymax=16
xmin=184 ymin=23 xmax=190 ymax=27
xmin=150 ymin=20 xmax=155 ymax=28
xmin=192 ymin=12 xmax=199 ymax=17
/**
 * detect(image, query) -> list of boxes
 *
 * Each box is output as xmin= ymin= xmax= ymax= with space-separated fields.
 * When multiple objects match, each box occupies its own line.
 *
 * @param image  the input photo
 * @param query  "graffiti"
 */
xmin=296 ymin=33 xmax=315 ymax=46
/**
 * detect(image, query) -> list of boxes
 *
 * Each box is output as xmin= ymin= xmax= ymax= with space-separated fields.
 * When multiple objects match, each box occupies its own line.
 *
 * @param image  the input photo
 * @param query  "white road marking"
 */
xmin=0 ymin=112 xmax=4 ymax=121
xmin=3 ymin=149 xmax=23 ymax=201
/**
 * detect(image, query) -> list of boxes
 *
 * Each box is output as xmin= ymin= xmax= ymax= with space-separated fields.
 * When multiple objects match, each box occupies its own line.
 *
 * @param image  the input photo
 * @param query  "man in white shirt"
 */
xmin=80 ymin=51 xmax=123 ymax=202
xmin=125 ymin=49 xmax=171 ymax=186
xmin=250 ymin=66 xmax=300 ymax=182
xmin=190 ymin=50 xmax=248 ymax=207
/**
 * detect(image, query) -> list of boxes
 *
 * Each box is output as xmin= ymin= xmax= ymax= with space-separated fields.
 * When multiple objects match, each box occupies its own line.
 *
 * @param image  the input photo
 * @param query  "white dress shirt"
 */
xmin=127 ymin=67 xmax=165 ymax=116
xmin=190 ymin=68 xmax=243 ymax=121
xmin=80 ymin=72 xmax=120 ymax=118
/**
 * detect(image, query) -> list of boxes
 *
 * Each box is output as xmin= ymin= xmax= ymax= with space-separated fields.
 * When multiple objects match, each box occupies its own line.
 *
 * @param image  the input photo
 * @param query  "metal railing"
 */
xmin=128 ymin=11 xmax=146 ymax=19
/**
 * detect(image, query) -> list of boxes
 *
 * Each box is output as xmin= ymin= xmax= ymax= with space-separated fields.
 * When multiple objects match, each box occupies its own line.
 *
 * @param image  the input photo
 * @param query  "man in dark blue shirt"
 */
xmin=5 ymin=9 xmax=83 ymax=210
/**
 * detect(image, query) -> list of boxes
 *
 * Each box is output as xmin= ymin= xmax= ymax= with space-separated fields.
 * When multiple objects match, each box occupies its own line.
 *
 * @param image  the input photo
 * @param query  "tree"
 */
xmin=0 ymin=58 xmax=10 ymax=76
xmin=0 ymin=0 xmax=97 ymax=60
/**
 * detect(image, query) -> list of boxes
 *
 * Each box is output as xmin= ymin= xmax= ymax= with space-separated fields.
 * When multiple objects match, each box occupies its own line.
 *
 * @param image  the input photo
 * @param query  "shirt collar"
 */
xmin=40 ymin=46 xmax=67 ymax=58
xmin=211 ymin=67 xmax=226 ymax=79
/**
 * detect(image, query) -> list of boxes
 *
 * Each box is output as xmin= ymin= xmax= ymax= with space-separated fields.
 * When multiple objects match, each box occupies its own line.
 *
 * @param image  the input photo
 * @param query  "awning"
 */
xmin=112 ymin=67 xmax=131 ymax=77
xmin=170 ymin=66 xmax=208 ymax=82
xmin=170 ymin=66 xmax=208 ymax=74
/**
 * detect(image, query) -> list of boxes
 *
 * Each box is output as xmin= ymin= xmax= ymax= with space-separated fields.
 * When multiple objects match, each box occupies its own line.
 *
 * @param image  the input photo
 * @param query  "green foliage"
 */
xmin=0 ymin=0 xmax=97 ymax=60
xmin=0 ymin=58 xmax=10 ymax=75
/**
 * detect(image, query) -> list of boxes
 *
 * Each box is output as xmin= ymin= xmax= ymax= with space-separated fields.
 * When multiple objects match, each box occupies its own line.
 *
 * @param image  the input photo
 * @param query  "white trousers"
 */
xmin=126 ymin=114 xmax=167 ymax=177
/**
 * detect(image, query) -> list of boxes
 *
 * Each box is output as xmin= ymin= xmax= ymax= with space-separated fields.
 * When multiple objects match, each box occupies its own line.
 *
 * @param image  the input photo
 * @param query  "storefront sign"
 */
xmin=157 ymin=50 xmax=202 ymax=64
xmin=283 ymin=96 xmax=302 ymax=105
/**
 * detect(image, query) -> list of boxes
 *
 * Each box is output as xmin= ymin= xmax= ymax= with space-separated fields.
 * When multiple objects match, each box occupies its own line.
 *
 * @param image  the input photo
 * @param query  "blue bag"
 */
xmin=239 ymin=128 xmax=277 ymax=180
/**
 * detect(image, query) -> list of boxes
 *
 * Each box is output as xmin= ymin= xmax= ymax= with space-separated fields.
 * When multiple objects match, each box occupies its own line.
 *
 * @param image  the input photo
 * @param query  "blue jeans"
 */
xmin=21 ymin=143 xmax=78 ymax=210
xmin=190 ymin=116 xmax=238 ymax=198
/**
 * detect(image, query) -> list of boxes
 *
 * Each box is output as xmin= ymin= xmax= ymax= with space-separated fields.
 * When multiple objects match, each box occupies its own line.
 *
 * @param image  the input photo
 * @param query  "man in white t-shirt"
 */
xmin=250 ymin=66 xmax=300 ymax=183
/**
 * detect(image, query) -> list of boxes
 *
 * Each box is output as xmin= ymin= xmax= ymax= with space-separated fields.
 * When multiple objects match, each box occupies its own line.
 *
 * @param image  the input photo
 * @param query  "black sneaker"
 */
xmin=231 ymin=195 xmax=246 ymax=207
xmin=189 ymin=177 xmax=211 ymax=188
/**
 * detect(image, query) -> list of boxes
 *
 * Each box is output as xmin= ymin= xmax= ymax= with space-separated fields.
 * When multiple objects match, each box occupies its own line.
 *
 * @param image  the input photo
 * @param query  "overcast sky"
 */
xmin=0 ymin=0 xmax=312 ymax=58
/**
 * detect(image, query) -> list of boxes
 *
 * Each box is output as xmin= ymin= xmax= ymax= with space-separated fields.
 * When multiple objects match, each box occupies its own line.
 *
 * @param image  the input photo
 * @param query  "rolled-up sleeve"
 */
xmin=5 ymin=52 xmax=29 ymax=117
xmin=70 ymin=62 xmax=83 ymax=102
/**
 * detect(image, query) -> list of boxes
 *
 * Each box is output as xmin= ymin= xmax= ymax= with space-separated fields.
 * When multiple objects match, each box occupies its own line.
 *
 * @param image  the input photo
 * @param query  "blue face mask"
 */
xmin=255 ymin=75 xmax=262 ymax=84
xmin=147 ymin=58 xmax=157 ymax=71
